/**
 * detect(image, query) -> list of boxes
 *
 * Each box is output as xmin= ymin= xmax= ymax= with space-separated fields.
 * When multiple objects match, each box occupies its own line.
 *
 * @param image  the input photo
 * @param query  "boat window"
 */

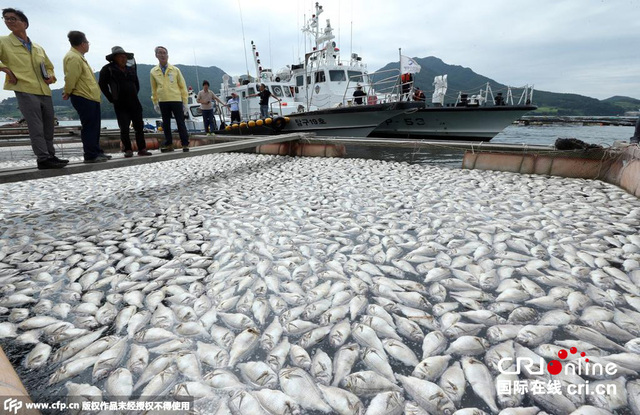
xmin=348 ymin=71 xmax=363 ymax=83
xmin=296 ymin=75 xmax=304 ymax=87
xmin=272 ymin=85 xmax=284 ymax=97
xmin=315 ymin=71 xmax=326 ymax=83
xmin=283 ymin=86 xmax=292 ymax=97
xmin=190 ymin=107 xmax=202 ymax=117
xmin=248 ymin=87 xmax=256 ymax=95
xmin=329 ymin=70 xmax=346 ymax=82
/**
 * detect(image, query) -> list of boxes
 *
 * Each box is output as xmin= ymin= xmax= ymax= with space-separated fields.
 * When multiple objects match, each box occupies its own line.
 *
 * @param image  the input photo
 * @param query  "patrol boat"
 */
xmin=215 ymin=41 xmax=411 ymax=137
xmin=274 ymin=2 xmax=536 ymax=141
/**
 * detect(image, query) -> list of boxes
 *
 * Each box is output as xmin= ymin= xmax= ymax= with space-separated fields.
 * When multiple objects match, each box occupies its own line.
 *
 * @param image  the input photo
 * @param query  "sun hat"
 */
xmin=106 ymin=46 xmax=134 ymax=61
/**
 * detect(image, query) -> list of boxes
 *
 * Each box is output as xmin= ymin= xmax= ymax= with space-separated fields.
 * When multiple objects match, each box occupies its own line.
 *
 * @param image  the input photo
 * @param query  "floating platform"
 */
xmin=461 ymin=144 xmax=640 ymax=197
xmin=0 ymin=134 xmax=307 ymax=185
xmin=298 ymin=137 xmax=640 ymax=197
xmin=1 ymin=133 xmax=639 ymax=198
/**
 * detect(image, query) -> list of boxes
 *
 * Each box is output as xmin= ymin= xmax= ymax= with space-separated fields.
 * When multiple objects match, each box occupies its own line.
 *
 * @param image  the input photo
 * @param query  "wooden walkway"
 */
xmin=0 ymin=133 xmax=306 ymax=185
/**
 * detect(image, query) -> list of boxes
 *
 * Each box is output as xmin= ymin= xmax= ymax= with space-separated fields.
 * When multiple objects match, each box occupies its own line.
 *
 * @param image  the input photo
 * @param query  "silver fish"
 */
xmin=396 ymin=375 xmax=455 ymax=415
xmin=279 ymin=366 xmax=333 ymax=413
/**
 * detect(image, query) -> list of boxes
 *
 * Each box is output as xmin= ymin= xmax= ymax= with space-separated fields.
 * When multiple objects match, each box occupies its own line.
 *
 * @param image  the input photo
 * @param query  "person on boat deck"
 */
xmin=150 ymin=46 xmax=190 ymax=152
xmin=99 ymin=46 xmax=151 ymax=158
xmin=63 ymin=30 xmax=110 ymax=163
xmin=227 ymin=92 xmax=241 ymax=123
xmin=248 ymin=83 xmax=281 ymax=118
xmin=0 ymin=8 xmax=68 ymax=170
xmin=352 ymin=84 xmax=366 ymax=105
xmin=197 ymin=80 xmax=224 ymax=135
xmin=413 ymin=87 xmax=426 ymax=102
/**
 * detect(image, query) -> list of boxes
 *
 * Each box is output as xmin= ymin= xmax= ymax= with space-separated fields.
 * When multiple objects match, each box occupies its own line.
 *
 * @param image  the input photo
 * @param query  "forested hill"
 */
xmin=0 ymin=64 xmax=228 ymax=120
xmin=0 ymin=57 xmax=637 ymax=118
xmin=374 ymin=56 xmax=638 ymax=116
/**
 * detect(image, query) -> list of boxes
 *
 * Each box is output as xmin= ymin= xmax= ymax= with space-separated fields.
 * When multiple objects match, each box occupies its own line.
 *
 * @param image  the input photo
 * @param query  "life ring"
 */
xmin=272 ymin=117 xmax=286 ymax=132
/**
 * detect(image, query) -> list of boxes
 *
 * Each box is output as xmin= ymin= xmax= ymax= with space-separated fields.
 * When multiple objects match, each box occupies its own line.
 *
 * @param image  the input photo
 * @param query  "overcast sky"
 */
xmin=1 ymin=0 xmax=639 ymax=102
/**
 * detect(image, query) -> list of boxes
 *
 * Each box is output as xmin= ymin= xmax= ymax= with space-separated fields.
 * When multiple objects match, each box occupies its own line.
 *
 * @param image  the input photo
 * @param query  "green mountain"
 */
xmin=0 ymin=57 xmax=636 ymax=118
xmin=601 ymin=96 xmax=640 ymax=113
xmin=373 ymin=56 xmax=633 ymax=116
xmin=0 ymin=64 xmax=228 ymax=120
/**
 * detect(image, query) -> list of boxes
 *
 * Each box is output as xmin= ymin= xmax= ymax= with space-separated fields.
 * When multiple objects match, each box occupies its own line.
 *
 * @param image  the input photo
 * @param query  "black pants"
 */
xmin=160 ymin=101 xmax=189 ymax=146
xmin=70 ymin=95 xmax=102 ymax=160
xmin=231 ymin=110 xmax=241 ymax=123
xmin=114 ymin=100 xmax=146 ymax=151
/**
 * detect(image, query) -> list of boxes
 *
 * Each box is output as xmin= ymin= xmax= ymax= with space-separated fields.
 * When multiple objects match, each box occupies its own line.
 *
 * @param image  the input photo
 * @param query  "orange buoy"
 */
xmin=265 ymin=118 xmax=273 ymax=125
xmin=231 ymin=123 xmax=239 ymax=129
xmin=256 ymin=119 xmax=264 ymax=126
xmin=225 ymin=126 xmax=231 ymax=131
xmin=284 ymin=117 xmax=290 ymax=123
xmin=240 ymin=122 xmax=247 ymax=128
xmin=248 ymin=120 xmax=256 ymax=127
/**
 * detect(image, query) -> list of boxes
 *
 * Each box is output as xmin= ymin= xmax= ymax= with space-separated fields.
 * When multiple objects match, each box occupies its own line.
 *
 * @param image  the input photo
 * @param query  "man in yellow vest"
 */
xmin=63 ymin=30 xmax=109 ymax=163
xmin=150 ymin=46 xmax=189 ymax=152
xmin=0 ymin=8 xmax=67 ymax=169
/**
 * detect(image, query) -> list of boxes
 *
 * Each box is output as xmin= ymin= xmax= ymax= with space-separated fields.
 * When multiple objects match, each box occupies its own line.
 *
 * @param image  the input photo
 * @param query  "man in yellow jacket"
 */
xmin=63 ymin=30 xmax=108 ymax=163
xmin=0 ymin=8 xmax=67 ymax=169
xmin=150 ymin=46 xmax=189 ymax=152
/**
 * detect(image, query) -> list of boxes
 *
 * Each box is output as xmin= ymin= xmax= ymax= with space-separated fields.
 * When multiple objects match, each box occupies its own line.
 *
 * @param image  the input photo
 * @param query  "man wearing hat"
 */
xmin=99 ymin=46 xmax=151 ymax=157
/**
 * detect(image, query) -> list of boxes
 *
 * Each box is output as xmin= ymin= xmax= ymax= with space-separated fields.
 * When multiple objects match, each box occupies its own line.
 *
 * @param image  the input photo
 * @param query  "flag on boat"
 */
xmin=400 ymin=55 xmax=421 ymax=74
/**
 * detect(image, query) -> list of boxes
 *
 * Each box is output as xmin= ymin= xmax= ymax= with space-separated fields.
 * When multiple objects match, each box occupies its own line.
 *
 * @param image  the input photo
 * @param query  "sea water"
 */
xmin=346 ymin=124 xmax=635 ymax=167
xmin=0 ymin=122 xmax=635 ymax=166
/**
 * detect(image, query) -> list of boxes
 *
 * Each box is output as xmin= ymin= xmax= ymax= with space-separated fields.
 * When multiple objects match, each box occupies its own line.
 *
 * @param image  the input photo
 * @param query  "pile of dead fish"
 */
xmin=0 ymin=153 xmax=639 ymax=415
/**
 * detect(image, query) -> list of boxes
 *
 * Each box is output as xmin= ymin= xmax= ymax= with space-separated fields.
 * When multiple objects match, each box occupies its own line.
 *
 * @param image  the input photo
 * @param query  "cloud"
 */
xmin=1 ymin=0 xmax=638 ymax=102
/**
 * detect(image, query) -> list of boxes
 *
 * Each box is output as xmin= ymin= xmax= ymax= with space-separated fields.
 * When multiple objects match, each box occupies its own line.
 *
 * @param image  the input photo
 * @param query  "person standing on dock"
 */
xmin=248 ymin=84 xmax=280 ymax=118
xmin=99 ymin=46 xmax=152 ymax=157
xmin=0 ymin=8 xmax=68 ymax=169
xmin=150 ymin=46 xmax=190 ymax=152
xmin=197 ymin=80 xmax=224 ymax=135
xmin=63 ymin=30 xmax=109 ymax=163
xmin=227 ymin=92 xmax=241 ymax=123
xmin=631 ymin=117 xmax=640 ymax=144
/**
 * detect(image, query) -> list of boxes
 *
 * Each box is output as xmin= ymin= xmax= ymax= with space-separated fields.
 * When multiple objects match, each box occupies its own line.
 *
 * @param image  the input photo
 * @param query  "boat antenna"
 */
xmin=237 ymin=0 xmax=250 ymax=78
xmin=269 ymin=26 xmax=273 ymax=71
xmin=350 ymin=21 xmax=353 ymax=59
xmin=398 ymin=47 xmax=402 ymax=100
xmin=193 ymin=48 xmax=200 ymax=88
xmin=350 ymin=0 xmax=353 ymax=59
xmin=337 ymin=0 xmax=340 ymax=50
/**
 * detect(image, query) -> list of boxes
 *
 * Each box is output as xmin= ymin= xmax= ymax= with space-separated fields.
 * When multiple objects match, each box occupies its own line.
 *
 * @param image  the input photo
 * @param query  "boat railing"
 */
xmin=451 ymin=82 xmax=535 ymax=107
xmin=269 ymin=101 xmax=283 ymax=117
xmin=341 ymin=68 xmax=404 ymax=106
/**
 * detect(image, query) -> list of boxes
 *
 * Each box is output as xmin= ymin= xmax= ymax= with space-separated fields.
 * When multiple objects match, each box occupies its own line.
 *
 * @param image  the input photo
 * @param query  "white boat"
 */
xmin=371 ymin=77 xmax=537 ymax=140
xmin=274 ymin=2 xmax=536 ymax=141
xmin=215 ymin=39 xmax=410 ymax=137
xmin=282 ymin=102 xmax=413 ymax=137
